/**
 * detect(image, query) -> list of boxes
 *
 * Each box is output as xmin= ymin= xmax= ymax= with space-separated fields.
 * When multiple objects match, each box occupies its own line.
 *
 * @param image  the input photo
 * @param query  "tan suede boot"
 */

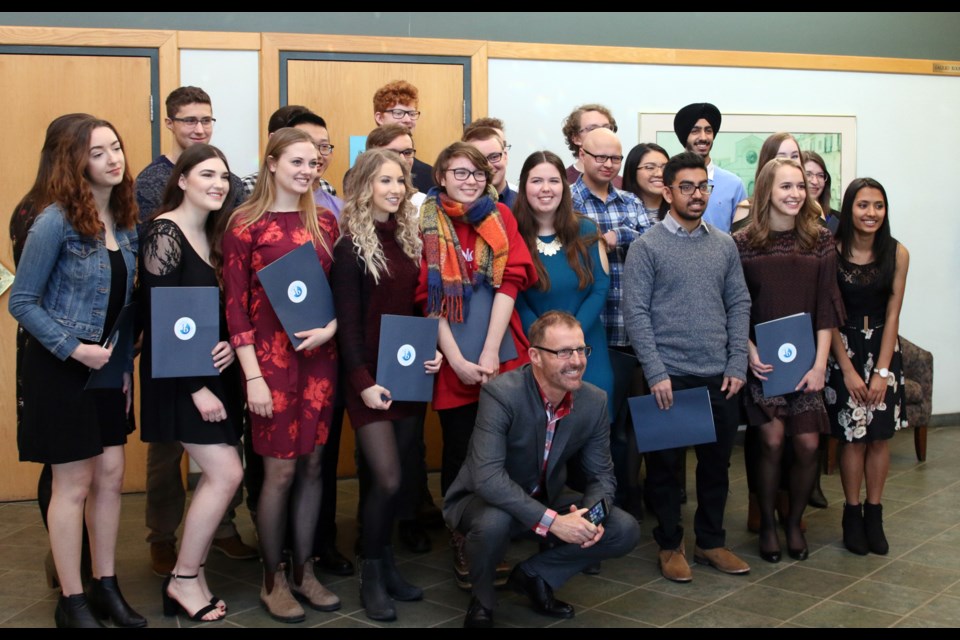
xmin=290 ymin=559 xmax=341 ymax=612
xmin=260 ymin=565 xmax=305 ymax=623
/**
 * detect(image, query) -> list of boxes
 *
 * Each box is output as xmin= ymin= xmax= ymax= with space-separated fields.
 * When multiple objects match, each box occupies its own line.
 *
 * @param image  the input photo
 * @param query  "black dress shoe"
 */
xmin=398 ymin=520 xmax=432 ymax=554
xmin=787 ymin=546 xmax=809 ymax=561
xmin=507 ymin=565 xmax=574 ymax=619
xmin=581 ymin=562 xmax=601 ymax=575
xmin=316 ymin=544 xmax=354 ymax=576
xmin=464 ymin=596 xmax=494 ymax=628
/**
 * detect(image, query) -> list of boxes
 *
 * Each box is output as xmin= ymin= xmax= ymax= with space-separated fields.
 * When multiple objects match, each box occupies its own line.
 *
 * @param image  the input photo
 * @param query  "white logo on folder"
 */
xmin=288 ymin=280 xmax=307 ymax=303
xmin=397 ymin=344 xmax=416 ymax=367
xmin=174 ymin=317 xmax=196 ymax=341
xmin=778 ymin=343 xmax=797 ymax=363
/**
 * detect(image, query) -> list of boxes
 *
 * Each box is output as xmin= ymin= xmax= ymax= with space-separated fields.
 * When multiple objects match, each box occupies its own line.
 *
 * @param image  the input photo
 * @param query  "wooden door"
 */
xmin=287 ymin=59 xmax=466 ymax=196
xmin=286 ymin=58 xmax=468 ymax=475
xmin=0 ymin=53 xmax=154 ymax=500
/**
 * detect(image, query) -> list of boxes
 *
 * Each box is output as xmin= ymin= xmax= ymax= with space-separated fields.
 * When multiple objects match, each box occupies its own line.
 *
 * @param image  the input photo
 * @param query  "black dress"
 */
xmin=19 ymin=249 xmax=130 ymax=464
xmin=825 ymin=252 xmax=907 ymax=442
xmin=138 ymin=218 xmax=242 ymax=445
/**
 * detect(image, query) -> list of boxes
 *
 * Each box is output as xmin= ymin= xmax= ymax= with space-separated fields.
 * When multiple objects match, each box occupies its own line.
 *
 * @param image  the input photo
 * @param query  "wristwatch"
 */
xmin=873 ymin=367 xmax=890 ymax=379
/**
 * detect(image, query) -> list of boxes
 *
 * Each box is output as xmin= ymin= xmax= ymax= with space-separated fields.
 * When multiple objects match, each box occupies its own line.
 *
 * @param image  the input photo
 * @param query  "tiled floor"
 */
xmin=2 ymin=425 xmax=959 ymax=628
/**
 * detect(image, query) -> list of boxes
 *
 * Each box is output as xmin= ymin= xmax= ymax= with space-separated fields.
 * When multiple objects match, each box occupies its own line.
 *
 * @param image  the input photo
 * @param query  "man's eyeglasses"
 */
xmin=669 ymin=182 xmax=714 ymax=195
xmin=638 ymin=163 xmax=667 ymax=173
xmin=532 ymin=345 xmax=592 ymax=360
xmin=316 ymin=143 xmax=335 ymax=156
xmin=384 ymin=109 xmax=421 ymax=120
xmin=484 ymin=152 xmax=506 ymax=164
xmin=171 ymin=116 xmax=216 ymax=128
xmin=392 ymin=148 xmax=416 ymax=158
xmin=578 ymin=123 xmax=617 ymax=135
xmin=582 ymin=149 xmax=623 ymax=165
xmin=447 ymin=168 xmax=487 ymax=182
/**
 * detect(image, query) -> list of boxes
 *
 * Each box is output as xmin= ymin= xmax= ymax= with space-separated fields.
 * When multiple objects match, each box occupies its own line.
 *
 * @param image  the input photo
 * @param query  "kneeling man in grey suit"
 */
xmin=444 ymin=311 xmax=640 ymax=627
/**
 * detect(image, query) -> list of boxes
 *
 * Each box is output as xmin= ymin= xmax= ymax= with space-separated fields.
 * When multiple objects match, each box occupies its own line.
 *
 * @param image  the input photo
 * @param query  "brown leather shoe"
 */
xmin=289 ymin=559 xmax=341 ymax=611
xmin=693 ymin=546 xmax=751 ymax=575
xmin=658 ymin=546 xmax=692 ymax=583
xmin=260 ymin=566 xmax=305 ymax=623
xmin=150 ymin=541 xmax=177 ymax=577
xmin=450 ymin=531 xmax=471 ymax=590
xmin=211 ymin=534 xmax=259 ymax=560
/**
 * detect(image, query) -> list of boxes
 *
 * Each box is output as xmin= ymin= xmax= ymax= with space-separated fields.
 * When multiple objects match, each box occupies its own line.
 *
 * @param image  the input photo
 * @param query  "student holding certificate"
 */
xmin=825 ymin=178 xmax=909 ymax=556
xmin=138 ymin=144 xmax=244 ymax=621
xmin=223 ymin=128 xmax=341 ymax=622
xmin=331 ymin=149 xmax=442 ymax=621
xmin=733 ymin=158 xmax=845 ymax=563
xmin=9 ymin=115 xmax=144 ymax=628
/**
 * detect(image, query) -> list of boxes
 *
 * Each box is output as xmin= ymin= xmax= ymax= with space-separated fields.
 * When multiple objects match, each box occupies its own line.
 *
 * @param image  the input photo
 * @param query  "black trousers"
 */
xmin=644 ymin=373 xmax=740 ymax=550
xmin=437 ymin=403 xmax=479 ymax=497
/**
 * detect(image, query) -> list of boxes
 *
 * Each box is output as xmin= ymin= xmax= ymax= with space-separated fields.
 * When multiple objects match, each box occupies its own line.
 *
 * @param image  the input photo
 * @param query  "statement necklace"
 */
xmin=536 ymin=235 xmax=562 ymax=257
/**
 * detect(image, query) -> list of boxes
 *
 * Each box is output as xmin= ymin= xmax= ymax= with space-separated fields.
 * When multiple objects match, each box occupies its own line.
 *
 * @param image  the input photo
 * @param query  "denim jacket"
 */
xmin=8 ymin=204 xmax=138 ymax=363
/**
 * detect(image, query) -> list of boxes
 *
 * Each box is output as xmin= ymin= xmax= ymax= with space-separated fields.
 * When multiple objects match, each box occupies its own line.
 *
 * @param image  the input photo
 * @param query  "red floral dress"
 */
xmin=223 ymin=210 xmax=339 ymax=459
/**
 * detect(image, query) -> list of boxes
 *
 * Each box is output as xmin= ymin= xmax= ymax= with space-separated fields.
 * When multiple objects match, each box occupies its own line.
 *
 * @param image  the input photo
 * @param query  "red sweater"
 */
xmin=415 ymin=203 xmax=537 ymax=410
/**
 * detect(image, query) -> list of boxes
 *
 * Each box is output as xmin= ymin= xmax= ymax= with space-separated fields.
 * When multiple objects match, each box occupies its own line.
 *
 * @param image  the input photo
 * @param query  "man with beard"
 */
xmin=622 ymin=152 xmax=752 ymax=583
xmin=443 ymin=311 xmax=639 ymax=627
xmin=673 ymin=102 xmax=747 ymax=232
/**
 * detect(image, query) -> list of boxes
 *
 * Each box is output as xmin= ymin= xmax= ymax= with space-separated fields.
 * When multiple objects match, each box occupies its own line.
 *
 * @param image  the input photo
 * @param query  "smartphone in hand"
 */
xmin=582 ymin=498 xmax=610 ymax=526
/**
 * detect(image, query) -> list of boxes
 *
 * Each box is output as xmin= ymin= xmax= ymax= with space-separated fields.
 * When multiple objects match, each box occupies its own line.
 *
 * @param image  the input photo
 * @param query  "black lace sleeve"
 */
xmin=142 ymin=219 xmax=184 ymax=283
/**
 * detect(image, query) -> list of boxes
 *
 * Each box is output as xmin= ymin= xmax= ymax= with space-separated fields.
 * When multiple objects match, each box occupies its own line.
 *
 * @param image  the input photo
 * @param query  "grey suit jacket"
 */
xmin=444 ymin=364 xmax=616 ymax=531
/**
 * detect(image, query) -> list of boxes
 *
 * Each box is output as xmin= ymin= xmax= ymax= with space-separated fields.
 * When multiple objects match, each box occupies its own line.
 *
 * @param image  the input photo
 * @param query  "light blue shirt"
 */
xmin=702 ymin=163 xmax=747 ymax=233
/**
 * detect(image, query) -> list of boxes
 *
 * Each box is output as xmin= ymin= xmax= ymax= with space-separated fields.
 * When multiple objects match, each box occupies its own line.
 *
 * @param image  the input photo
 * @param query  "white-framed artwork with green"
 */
xmin=638 ymin=113 xmax=857 ymax=210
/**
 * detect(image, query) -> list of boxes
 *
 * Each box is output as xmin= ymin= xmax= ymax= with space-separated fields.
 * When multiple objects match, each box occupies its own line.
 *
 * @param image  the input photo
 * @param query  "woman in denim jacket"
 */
xmin=8 ymin=115 xmax=144 ymax=629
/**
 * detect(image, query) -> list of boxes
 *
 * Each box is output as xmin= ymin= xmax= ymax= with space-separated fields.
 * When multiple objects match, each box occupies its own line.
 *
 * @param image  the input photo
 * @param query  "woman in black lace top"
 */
xmin=139 ymin=144 xmax=243 ymax=622
xmin=825 ymin=178 xmax=909 ymax=557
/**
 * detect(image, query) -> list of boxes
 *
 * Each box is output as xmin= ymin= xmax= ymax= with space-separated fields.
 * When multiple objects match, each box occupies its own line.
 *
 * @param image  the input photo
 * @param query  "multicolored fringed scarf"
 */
xmin=421 ymin=185 xmax=509 ymax=322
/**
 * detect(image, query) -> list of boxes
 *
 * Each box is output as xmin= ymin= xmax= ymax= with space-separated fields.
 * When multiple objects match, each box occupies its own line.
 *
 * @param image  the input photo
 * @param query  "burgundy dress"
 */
xmin=733 ymin=226 xmax=845 ymax=435
xmin=331 ymin=219 xmax=424 ymax=429
xmin=223 ymin=210 xmax=339 ymax=458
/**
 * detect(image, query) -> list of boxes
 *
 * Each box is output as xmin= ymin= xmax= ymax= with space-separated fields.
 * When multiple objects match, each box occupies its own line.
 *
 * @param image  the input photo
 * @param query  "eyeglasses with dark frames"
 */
xmin=581 ymin=149 xmax=623 ymax=165
xmin=171 ymin=116 xmax=216 ymax=128
xmin=669 ymin=182 xmax=714 ymax=195
xmin=446 ymin=168 xmax=488 ymax=182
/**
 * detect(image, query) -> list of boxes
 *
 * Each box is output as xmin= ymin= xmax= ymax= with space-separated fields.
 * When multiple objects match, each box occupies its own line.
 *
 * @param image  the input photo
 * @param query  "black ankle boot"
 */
xmin=842 ymin=503 xmax=869 ymax=555
xmin=863 ymin=502 xmax=889 ymax=555
xmin=359 ymin=557 xmax=396 ymax=621
xmin=381 ymin=546 xmax=423 ymax=601
xmin=88 ymin=576 xmax=148 ymax=627
xmin=55 ymin=593 xmax=105 ymax=628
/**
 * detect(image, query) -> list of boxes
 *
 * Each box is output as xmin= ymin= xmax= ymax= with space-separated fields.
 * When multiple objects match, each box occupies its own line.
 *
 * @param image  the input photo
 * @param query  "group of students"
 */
xmin=8 ymin=92 xmax=908 ymax=628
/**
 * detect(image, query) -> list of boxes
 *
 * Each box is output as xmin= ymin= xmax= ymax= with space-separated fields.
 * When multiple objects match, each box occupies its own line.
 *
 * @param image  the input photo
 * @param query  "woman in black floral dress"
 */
xmin=825 ymin=178 xmax=909 ymax=557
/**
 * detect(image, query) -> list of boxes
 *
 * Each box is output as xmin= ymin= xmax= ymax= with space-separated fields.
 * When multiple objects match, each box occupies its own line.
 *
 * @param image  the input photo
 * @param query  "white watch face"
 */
xmin=878 ymin=368 xmax=889 ymax=378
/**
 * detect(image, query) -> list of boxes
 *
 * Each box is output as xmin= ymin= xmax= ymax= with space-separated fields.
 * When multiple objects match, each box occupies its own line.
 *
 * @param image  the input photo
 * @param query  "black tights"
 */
xmin=757 ymin=421 xmax=819 ymax=551
xmin=356 ymin=416 xmax=421 ymax=558
xmin=257 ymin=446 xmax=324 ymax=571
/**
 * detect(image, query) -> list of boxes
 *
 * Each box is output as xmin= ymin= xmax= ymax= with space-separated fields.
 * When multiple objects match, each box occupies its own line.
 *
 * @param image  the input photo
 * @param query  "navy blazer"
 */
xmin=443 ymin=364 xmax=616 ymax=531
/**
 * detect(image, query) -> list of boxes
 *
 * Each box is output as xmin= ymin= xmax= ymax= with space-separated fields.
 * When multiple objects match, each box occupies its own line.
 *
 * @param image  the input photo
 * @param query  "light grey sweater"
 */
xmin=622 ymin=220 xmax=751 ymax=385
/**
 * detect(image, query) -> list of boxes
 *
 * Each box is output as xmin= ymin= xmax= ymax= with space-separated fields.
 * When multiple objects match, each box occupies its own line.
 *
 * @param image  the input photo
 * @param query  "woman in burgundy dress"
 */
xmin=222 ymin=128 xmax=340 ymax=623
xmin=332 ymin=149 xmax=441 ymax=621
xmin=733 ymin=157 xmax=844 ymax=564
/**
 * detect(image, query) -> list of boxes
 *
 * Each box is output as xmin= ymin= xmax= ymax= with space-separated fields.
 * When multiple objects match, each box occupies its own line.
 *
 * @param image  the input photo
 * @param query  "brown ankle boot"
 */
xmin=747 ymin=492 xmax=760 ymax=533
xmin=290 ymin=559 xmax=341 ymax=612
xmin=260 ymin=565 xmax=305 ymax=623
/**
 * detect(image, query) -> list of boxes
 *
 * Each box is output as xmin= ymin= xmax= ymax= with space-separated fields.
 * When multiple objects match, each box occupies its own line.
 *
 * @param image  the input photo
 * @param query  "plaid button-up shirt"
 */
xmin=571 ymin=177 xmax=652 ymax=347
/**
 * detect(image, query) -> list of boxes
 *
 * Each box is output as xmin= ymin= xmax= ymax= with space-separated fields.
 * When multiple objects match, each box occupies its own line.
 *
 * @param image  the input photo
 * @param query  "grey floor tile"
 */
xmin=868 ymin=559 xmax=960 ymax=593
xmin=790 ymin=600 xmax=903 ymax=628
xmin=901 ymin=541 xmax=960 ymax=572
xmin=910 ymin=594 xmax=960 ymax=626
xmin=757 ymin=565 xmax=857 ymax=599
xmin=800 ymin=544 xmax=893 ymax=577
xmin=668 ymin=602 xmax=782 ymax=628
xmin=552 ymin=608 xmax=655 ymax=628
xmin=553 ymin=573 xmax=640 ymax=608
xmin=596 ymin=587 xmax=703 ymax=626
xmin=714 ymin=584 xmax=821 ymax=621
xmin=830 ymin=579 xmax=937 ymax=616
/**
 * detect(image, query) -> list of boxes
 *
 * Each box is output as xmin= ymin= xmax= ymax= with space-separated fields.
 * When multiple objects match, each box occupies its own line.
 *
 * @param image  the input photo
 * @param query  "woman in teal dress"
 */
xmin=514 ymin=150 xmax=612 ymax=418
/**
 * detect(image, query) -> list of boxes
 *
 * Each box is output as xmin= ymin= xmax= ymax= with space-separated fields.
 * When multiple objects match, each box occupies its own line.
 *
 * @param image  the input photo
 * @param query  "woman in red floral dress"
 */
xmin=222 ymin=128 xmax=340 ymax=623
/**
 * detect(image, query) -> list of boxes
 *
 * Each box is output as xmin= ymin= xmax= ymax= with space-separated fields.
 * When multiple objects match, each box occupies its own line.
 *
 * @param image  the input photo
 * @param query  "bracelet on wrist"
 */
xmin=246 ymin=375 xmax=263 ymax=382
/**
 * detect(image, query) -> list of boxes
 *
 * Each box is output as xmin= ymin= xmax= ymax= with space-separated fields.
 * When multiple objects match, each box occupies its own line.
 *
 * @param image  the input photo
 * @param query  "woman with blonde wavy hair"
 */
xmin=733 ymin=157 xmax=844 ymax=565
xmin=331 ymin=149 xmax=441 ymax=621
xmin=222 ymin=127 xmax=340 ymax=623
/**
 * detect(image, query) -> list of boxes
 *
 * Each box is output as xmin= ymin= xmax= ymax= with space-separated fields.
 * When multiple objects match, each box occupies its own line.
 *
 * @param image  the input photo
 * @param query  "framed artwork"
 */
xmin=638 ymin=113 xmax=857 ymax=210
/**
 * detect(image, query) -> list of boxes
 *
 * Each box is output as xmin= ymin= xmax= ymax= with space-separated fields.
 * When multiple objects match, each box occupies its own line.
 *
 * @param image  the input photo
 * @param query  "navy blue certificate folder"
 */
xmin=375 ymin=315 xmax=440 ymax=402
xmin=628 ymin=387 xmax=717 ymax=453
xmin=85 ymin=302 xmax=136 ymax=389
xmin=257 ymin=242 xmax=335 ymax=350
xmin=151 ymin=287 xmax=220 ymax=379
xmin=754 ymin=312 xmax=815 ymax=398
xmin=448 ymin=283 xmax=517 ymax=364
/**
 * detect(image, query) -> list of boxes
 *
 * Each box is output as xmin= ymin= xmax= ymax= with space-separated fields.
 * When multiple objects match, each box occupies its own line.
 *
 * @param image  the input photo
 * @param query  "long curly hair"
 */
xmin=46 ymin=115 xmax=137 ymax=237
xmin=746 ymin=157 xmax=821 ymax=251
xmin=513 ymin=150 xmax=597 ymax=291
xmin=155 ymin=143 xmax=236 ymax=279
xmin=338 ymin=149 xmax=421 ymax=284
xmin=227 ymin=128 xmax=329 ymax=256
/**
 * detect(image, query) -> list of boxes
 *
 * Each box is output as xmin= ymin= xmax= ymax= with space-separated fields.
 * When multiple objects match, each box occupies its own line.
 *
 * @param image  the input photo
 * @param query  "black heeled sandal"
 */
xmin=162 ymin=573 xmax=224 ymax=621
xmin=200 ymin=563 xmax=227 ymax=612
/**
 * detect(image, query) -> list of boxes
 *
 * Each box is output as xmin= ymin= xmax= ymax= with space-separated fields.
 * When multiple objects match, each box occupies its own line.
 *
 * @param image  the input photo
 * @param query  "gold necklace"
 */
xmin=536 ymin=236 xmax=562 ymax=256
